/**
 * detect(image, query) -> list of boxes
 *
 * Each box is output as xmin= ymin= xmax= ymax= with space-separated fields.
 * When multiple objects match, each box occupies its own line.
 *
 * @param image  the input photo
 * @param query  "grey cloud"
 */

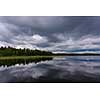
xmin=0 ymin=16 xmax=100 ymax=52
xmin=1 ymin=16 xmax=66 ymax=33
xmin=1 ymin=16 xmax=100 ymax=34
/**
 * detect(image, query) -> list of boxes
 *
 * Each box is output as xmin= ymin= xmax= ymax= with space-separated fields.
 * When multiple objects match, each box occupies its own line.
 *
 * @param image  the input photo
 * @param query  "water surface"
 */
xmin=0 ymin=56 xmax=100 ymax=83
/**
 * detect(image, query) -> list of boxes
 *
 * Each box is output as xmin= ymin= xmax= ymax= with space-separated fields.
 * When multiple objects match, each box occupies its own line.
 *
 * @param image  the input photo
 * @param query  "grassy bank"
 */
xmin=0 ymin=56 xmax=54 ymax=60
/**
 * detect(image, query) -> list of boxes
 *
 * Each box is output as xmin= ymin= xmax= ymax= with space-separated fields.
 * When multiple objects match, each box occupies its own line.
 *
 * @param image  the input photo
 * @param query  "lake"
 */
xmin=0 ymin=56 xmax=100 ymax=83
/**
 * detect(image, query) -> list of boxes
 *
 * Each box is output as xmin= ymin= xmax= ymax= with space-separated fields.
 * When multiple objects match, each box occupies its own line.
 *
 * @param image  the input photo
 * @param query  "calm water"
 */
xmin=0 ymin=56 xmax=100 ymax=82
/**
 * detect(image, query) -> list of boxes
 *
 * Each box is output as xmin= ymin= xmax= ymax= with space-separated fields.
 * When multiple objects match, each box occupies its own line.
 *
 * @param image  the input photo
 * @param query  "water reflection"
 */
xmin=0 ymin=56 xmax=100 ymax=82
xmin=0 ymin=57 xmax=53 ymax=67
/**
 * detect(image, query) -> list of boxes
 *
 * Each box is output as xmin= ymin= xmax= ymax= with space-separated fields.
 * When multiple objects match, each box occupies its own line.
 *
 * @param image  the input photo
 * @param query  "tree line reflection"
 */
xmin=0 ymin=57 xmax=53 ymax=67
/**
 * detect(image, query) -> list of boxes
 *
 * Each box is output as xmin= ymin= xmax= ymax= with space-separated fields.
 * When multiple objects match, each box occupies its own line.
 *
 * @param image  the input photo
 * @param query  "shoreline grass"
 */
xmin=0 ymin=56 xmax=54 ymax=60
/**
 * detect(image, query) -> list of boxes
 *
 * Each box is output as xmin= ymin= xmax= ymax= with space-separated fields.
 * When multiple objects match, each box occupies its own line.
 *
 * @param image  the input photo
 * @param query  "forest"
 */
xmin=0 ymin=46 xmax=53 ymax=57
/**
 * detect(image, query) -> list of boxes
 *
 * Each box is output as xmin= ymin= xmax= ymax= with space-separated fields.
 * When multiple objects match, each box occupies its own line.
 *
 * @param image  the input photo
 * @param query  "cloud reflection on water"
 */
xmin=0 ymin=56 xmax=100 ymax=82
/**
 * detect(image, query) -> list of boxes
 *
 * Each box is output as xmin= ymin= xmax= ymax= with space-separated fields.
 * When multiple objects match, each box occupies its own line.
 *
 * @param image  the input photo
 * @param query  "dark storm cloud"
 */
xmin=1 ymin=16 xmax=65 ymax=33
xmin=0 ymin=16 xmax=100 ymax=52
xmin=1 ymin=16 xmax=100 ymax=35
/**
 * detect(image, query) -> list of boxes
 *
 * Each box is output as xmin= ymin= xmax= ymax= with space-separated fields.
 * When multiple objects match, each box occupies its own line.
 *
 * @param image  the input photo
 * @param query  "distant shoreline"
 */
xmin=53 ymin=53 xmax=100 ymax=56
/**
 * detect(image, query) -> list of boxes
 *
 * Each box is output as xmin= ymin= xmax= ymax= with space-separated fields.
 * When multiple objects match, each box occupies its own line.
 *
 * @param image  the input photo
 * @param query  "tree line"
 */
xmin=0 ymin=46 xmax=53 ymax=56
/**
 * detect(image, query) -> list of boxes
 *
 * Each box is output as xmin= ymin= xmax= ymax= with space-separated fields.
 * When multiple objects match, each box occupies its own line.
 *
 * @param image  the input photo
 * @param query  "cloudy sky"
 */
xmin=0 ymin=16 xmax=100 ymax=53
